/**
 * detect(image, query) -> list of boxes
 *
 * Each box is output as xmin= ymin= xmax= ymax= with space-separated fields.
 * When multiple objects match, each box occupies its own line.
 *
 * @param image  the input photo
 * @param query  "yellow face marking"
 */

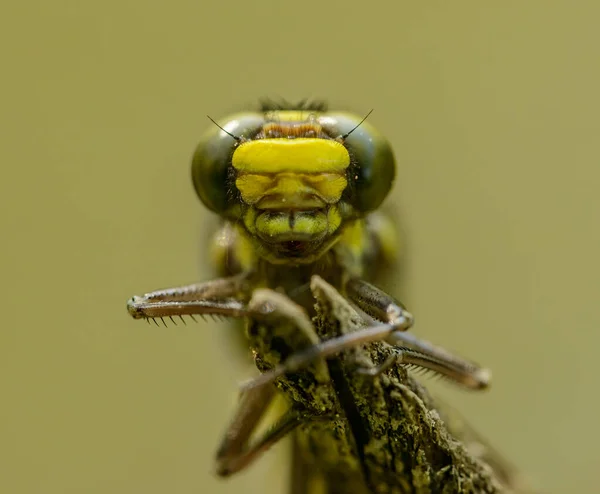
xmin=255 ymin=211 xmax=328 ymax=239
xmin=232 ymin=138 xmax=350 ymax=174
xmin=236 ymin=173 xmax=347 ymax=207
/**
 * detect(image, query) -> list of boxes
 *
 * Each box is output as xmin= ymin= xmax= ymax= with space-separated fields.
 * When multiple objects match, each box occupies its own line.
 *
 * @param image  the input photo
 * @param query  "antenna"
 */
xmin=207 ymin=115 xmax=242 ymax=142
xmin=337 ymin=109 xmax=374 ymax=141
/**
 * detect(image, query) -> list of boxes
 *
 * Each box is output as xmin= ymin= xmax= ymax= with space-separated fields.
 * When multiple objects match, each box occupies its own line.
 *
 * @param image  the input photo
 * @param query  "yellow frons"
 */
xmin=232 ymin=138 xmax=350 ymax=174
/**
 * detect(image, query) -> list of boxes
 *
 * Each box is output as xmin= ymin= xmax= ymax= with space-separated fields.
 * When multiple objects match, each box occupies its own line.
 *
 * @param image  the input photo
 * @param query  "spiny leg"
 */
xmin=241 ymin=276 xmax=489 ymax=392
xmin=239 ymin=275 xmax=412 ymax=391
xmin=383 ymin=334 xmax=491 ymax=389
xmin=128 ymin=277 xmax=330 ymax=384
xmin=241 ymin=320 xmax=405 ymax=391
xmin=126 ymin=274 xmax=252 ymax=320
xmin=127 ymin=276 xmax=321 ymax=349
xmin=128 ymin=278 xmax=324 ymax=477
xmin=216 ymin=384 xmax=304 ymax=477
xmin=347 ymin=278 xmax=490 ymax=389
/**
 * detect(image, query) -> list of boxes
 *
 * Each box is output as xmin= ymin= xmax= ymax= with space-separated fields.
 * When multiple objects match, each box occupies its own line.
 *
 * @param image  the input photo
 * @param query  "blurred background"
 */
xmin=1 ymin=1 xmax=599 ymax=493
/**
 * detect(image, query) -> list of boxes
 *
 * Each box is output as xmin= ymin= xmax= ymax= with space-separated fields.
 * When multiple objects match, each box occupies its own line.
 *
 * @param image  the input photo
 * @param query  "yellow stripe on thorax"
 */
xmin=232 ymin=138 xmax=350 ymax=174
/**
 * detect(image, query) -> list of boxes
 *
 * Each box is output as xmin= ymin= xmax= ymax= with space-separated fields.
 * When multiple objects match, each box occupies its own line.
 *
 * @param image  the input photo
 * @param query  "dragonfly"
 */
xmin=127 ymin=100 xmax=532 ymax=493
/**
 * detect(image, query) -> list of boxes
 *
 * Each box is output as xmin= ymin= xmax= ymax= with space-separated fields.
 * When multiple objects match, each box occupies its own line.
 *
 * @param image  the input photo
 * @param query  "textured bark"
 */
xmin=301 ymin=276 xmax=536 ymax=494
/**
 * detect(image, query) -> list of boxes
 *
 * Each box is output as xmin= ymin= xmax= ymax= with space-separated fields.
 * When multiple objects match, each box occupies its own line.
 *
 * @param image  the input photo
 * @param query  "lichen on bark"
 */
xmin=303 ymin=276 xmax=535 ymax=494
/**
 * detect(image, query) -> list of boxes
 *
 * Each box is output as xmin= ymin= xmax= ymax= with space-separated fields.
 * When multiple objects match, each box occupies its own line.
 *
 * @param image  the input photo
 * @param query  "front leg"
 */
xmin=347 ymin=278 xmax=490 ymax=389
xmin=241 ymin=276 xmax=490 ymax=392
xmin=127 ymin=278 xmax=334 ymax=478
xmin=127 ymin=273 xmax=252 ymax=321
xmin=127 ymin=275 xmax=320 ymax=348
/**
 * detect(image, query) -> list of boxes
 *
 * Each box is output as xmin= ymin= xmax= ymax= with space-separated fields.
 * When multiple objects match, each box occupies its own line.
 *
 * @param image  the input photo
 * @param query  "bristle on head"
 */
xmin=259 ymin=98 xmax=328 ymax=113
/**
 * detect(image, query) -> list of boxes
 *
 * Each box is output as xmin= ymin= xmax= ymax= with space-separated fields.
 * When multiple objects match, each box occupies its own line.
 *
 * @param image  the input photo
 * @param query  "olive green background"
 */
xmin=1 ymin=2 xmax=598 ymax=493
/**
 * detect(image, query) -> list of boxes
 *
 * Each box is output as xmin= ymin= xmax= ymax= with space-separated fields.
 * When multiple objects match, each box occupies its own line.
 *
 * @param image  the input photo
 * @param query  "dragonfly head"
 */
xmin=191 ymin=102 xmax=396 ymax=264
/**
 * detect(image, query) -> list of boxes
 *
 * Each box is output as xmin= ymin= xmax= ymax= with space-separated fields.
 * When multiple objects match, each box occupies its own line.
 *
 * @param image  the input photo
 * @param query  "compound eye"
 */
xmin=320 ymin=113 xmax=396 ymax=212
xmin=191 ymin=113 xmax=265 ymax=213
